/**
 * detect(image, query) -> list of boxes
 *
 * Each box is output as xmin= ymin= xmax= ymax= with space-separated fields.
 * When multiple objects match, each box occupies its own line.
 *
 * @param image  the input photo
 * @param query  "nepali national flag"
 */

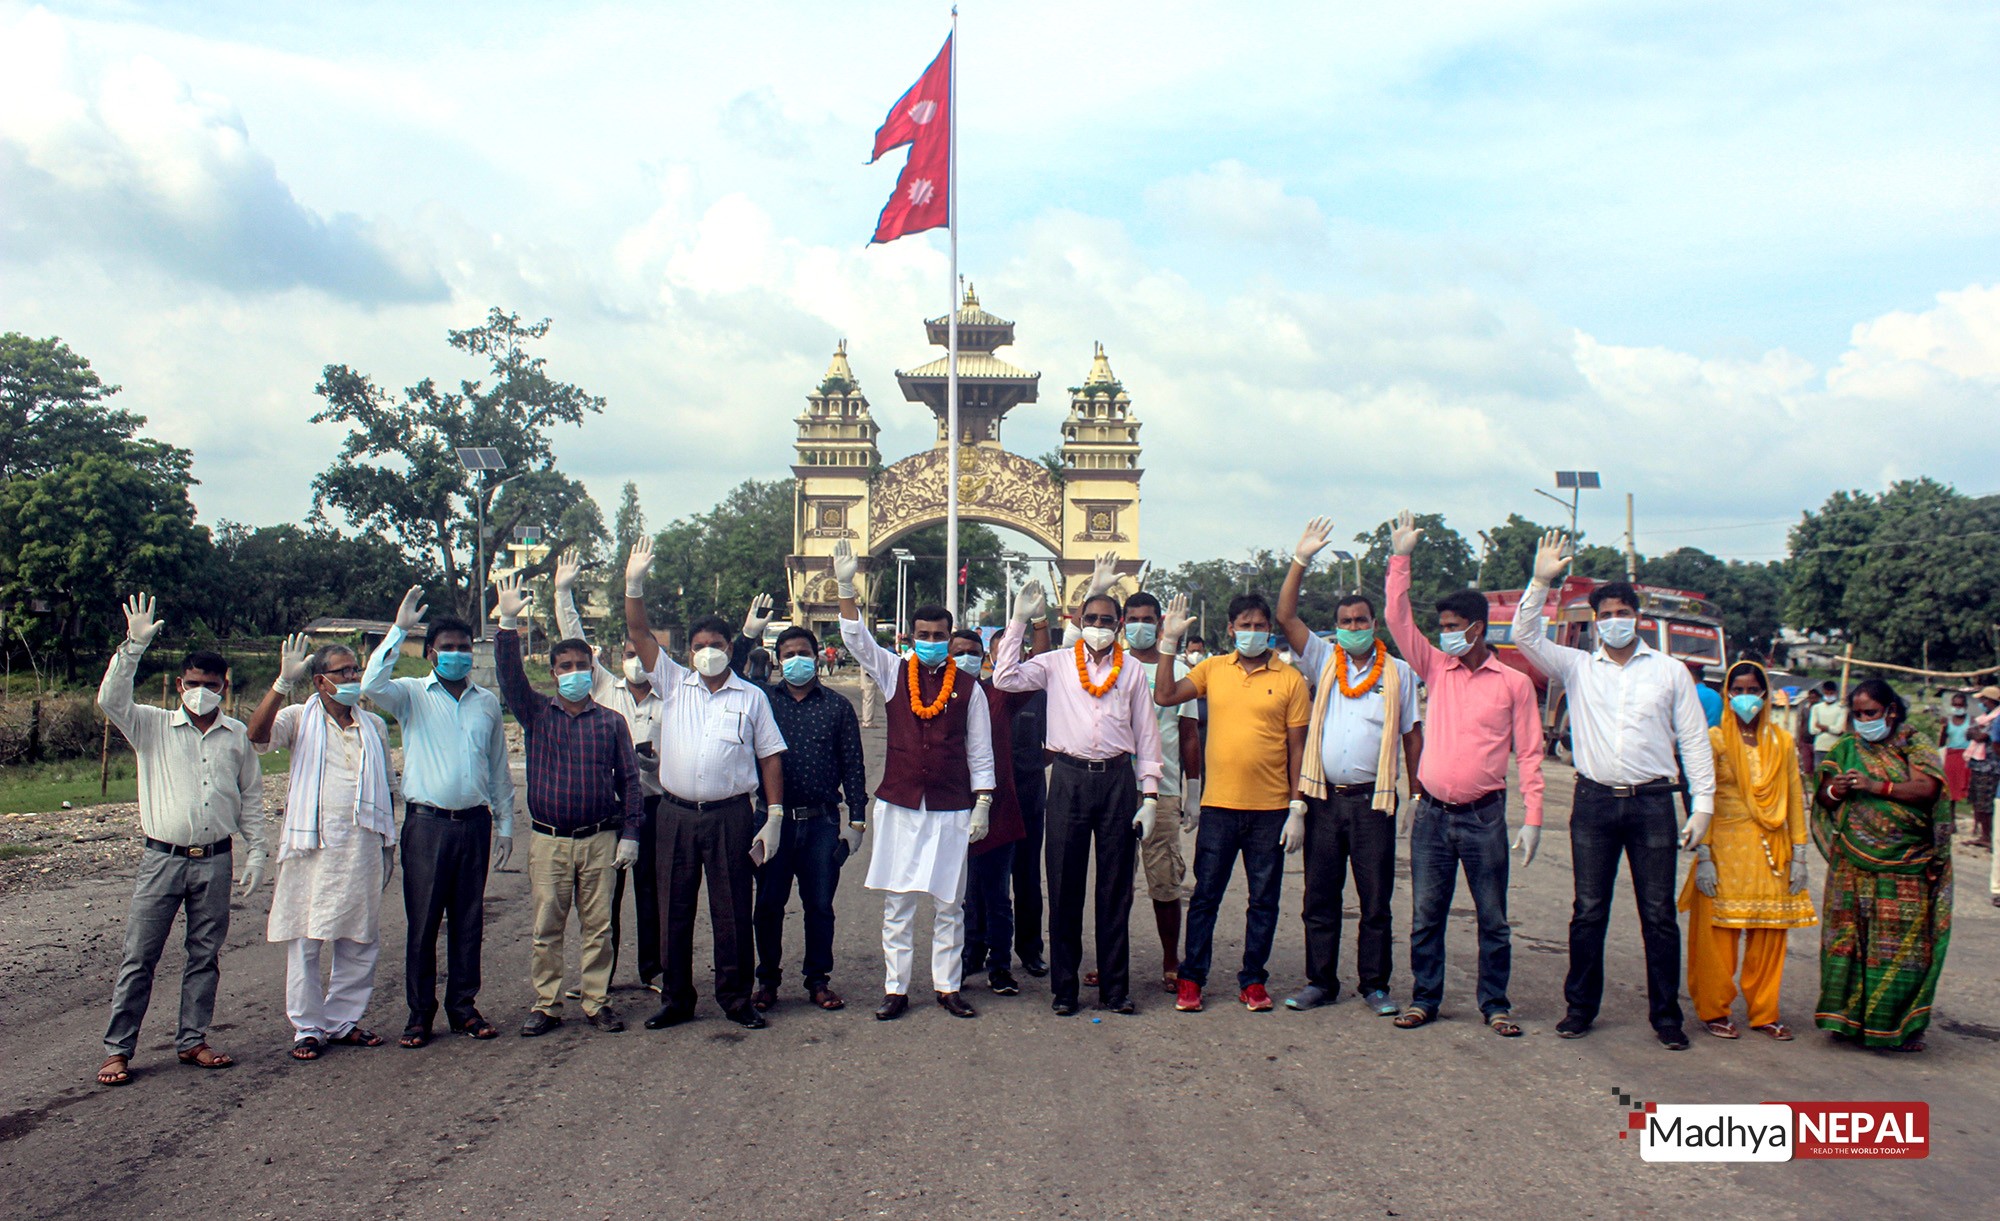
xmin=869 ymin=35 xmax=950 ymax=244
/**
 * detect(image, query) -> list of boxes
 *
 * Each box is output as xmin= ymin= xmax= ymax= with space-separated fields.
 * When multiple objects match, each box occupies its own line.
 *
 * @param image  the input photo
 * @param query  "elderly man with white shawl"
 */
xmin=248 ymin=634 xmax=398 ymax=1060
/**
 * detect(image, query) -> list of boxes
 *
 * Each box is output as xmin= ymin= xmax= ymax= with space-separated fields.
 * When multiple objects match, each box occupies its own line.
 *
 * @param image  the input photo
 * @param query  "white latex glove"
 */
xmin=234 ymin=859 xmax=266 ymax=898
xmin=1086 ymin=550 xmax=1121 ymax=599
xmin=1293 ymin=516 xmax=1334 ymax=567
xmin=1159 ymin=593 xmax=1194 ymax=654
xmin=1513 ymin=823 xmax=1541 ymax=866
xmin=615 ymin=838 xmax=640 ymax=870
xmin=1533 ymin=529 xmax=1573 ymax=584
xmin=1134 ymin=796 xmax=1158 ymax=839
xmin=1398 ymin=798 xmax=1415 ymax=837
xmin=554 ymin=548 xmax=581 ymax=593
xmin=1694 ymin=847 xmax=1719 ymax=897
xmin=840 ymin=820 xmax=865 ymax=857
xmin=741 ymin=593 xmax=774 ymax=640
xmin=382 ymin=844 xmax=396 ymax=892
xmin=1390 ymin=510 xmax=1425 ymax=557
xmin=274 ymin=631 xmax=312 ymax=695
xmin=1788 ymin=855 xmax=1808 ymax=895
xmin=122 ymin=593 xmax=163 ymax=648
xmin=1279 ymin=799 xmax=1308 ymax=854
xmin=1179 ymin=802 xmax=1198 ymax=834
xmin=625 ymin=536 xmax=654 ymax=598
xmin=832 ymin=539 xmax=859 ymax=599
xmin=969 ymin=794 xmax=992 ymax=843
xmin=495 ymin=573 xmax=531 ymax=629
xmin=1012 ymin=579 xmax=1048 ymax=625
xmin=1679 ymin=807 xmax=1713 ymax=851
xmin=394 ymin=585 xmax=428 ymax=632
xmin=750 ymin=809 xmax=783 ymax=865
xmin=491 ymin=835 xmax=513 ymax=872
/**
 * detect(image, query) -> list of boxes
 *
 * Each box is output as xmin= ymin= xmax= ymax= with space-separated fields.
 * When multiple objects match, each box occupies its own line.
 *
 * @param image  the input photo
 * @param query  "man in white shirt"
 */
xmin=622 ymin=538 xmax=788 ymax=1031
xmin=96 ymin=595 xmax=266 ymax=1086
xmin=248 ymin=634 xmax=398 ymax=1059
xmin=1277 ymin=518 xmax=1423 ymax=1015
xmin=1512 ymin=532 xmax=1716 ymax=1050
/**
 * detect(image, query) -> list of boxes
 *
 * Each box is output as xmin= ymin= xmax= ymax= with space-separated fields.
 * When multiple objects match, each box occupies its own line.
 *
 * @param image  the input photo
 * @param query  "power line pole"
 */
xmin=1625 ymin=492 xmax=1638 ymax=581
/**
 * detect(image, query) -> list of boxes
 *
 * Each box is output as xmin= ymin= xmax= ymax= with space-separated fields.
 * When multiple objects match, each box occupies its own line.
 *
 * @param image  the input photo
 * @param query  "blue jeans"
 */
xmin=1408 ymin=795 xmax=1512 ymax=1018
xmin=753 ymin=808 xmax=848 ymax=991
xmin=1180 ymin=807 xmax=1286 ymax=991
xmin=964 ymin=842 xmax=1017 ymax=974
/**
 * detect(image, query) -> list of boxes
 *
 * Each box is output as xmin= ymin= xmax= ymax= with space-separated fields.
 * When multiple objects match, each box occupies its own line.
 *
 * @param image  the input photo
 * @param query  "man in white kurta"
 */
xmin=830 ymin=541 xmax=995 ymax=1020
xmin=248 ymin=638 xmax=398 ymax=1056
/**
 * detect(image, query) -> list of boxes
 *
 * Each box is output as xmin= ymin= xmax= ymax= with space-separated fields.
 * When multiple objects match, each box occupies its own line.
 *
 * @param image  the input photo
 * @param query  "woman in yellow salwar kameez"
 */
xmin=1679 ymin=660 xmax=1817 ymax=1039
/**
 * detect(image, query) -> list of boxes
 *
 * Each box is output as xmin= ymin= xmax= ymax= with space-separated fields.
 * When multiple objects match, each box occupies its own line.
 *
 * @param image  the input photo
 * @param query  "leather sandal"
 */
xmin=1704 ymin=1019 xmax=1741 ymax=1039
xmin=1750 ymin=1022 xmax=1793 ymax=1041
xmin=177 ymin=1044 xmax=235 ymax=1069
xmin=1392 ymin=1007 xmax=1433 ymax=1029
xmin=329 ymin=1028 xmax=384 ymax=1047
xmin=96 ymin=1055 xmax=132 ymax=1086
xmin=399 ymin=1024 xmax=432 ymax=1049
xmin=810 ymin=986 xmax=846 ymax=1011
xmin=451 ymin=1013 xmax=499 ymax=1040
xmin=1486 ymin=1013 xmax=1523 ymax=1037
xmin=290 ymin=1038 xmax=324 ymax=1061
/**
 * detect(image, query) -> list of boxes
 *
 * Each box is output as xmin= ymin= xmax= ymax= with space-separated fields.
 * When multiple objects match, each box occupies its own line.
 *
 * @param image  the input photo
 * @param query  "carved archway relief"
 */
xmin=867 ymin=445 xmax=1063 ymax=558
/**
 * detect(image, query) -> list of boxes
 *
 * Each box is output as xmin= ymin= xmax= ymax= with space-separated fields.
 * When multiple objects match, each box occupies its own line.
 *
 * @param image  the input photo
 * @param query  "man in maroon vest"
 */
xmin=832 ymin=541 xmax=996 ymax=1021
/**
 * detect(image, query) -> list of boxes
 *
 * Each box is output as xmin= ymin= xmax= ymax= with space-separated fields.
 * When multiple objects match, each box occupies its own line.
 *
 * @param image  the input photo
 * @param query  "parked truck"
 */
xmin=1484 ymin=577 xmax=1727 ymax=757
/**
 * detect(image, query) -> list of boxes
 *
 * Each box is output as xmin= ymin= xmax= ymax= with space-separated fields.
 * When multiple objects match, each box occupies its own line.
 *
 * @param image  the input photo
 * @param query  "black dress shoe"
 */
xmin=1104 ymin=997 xmax=1136 ymax=1015
xmin=519 ymin=1011 xmax=561 ymax=1038
xmin=726 ymin=1007 xmax=768 ymax=1030
xmin=875 ymin=993 xmax=910 ymax=1021
xmin=1019 ymin=956 xmax=1049 ymax=977
xmin=1051 ymin=998 xmax=1080 ymax=1017
xmin=989 ymin=969 xmax=1020 ymax=996
xmin=587 ymin=1006 xmax=625 ymax=1033
xmin=937 ymin=991 xmax=978 ymax=1019
xmin=644 ymin=1005 xmax=694 ymax=1030
xmin=1657 ymin=1026 xmax=1691 ymax=1051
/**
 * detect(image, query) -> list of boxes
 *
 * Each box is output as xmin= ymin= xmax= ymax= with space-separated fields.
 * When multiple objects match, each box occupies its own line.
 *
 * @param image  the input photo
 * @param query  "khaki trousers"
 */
xmin=1138 ymin=795 xmax=1187 ymax=903
xmin=529 ymin=830 xmax=617 ymax=1016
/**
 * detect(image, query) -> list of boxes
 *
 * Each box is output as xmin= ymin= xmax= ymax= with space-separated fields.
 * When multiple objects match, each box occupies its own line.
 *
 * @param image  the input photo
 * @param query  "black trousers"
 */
xmin=1011 ymin=763 xmax=1048 ymax=963
xmin=608 ymin=795 xmax=661 ymax=986
xmin=1302 ymin=790 xmax=1397 ymax=995
xmin=401 ymin=807 xmax=491 ymax=1029
xmin=656 ymin=793 xmax=755 ymax=1015
xmin=1044 ymin=760 xmax=1139 ymax=1007
xmin=1564 ymin=782 xmax=1685 ymax=1032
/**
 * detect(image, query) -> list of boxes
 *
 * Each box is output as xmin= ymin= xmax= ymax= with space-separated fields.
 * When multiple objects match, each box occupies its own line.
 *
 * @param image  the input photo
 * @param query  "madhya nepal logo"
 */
xmin=1610 ymin=1088 xmax=1928 ymax=1162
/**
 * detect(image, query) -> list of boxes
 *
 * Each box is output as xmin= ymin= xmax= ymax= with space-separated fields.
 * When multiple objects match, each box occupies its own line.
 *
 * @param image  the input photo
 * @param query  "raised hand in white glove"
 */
xmin=394 ymin=585 xmax=428 ymax=632
xmin=123 ymin=593 xmax=164 ymax=648
xmin=554 ymin=548 xmax=582 ymax=592
xmin=274 ymin=631 xmax=312 ymax=695
xmin=1279 ymin=799 xmax=1308 ymax=854
xmin=234 ymin=859 xmax=267 ymax=898
xmin=1514 ymin=823 xmax=1541 ymax=866
xmin=1533 ymin=529 xmax=1573 ymax=584
xmin=1134 ymin=796 xmax=1158 ymax=839
xmin=1160 ymin=593 xmax=1194 ymax=653
xmin=1086 ymin=550 xmax=1121 ymax=599
xmin=969 ymin=793 xmax=992 ymax=843
xmin=741 ymin=593 xmax=774 ymax=640
xmin=491 ymin=835 xmax=513 ymax=872
xmin=832 ymin=539 xmax=859 ymax=599
xmin=625 ymin=536 xmax=654 ymax=598
xmin=840 ymin=820 xmax=865 ymax=857
xmin=1694 ymin=848 xmax=1719 ymax=897
xmin=1012 ymin=579 xmax=1048 ymax=625
xmin=615 ymin=838 xmax=640 ymax=870
xmin=495 ymin=573 xmax=531 ymax=630
xmin=1788 ymin=855 xmax=1808 ymax=895
xmin=1390 ymin=510 xmax=1425 ymax=558
xmin=1679 ymin=808 xmax=1713 ymax=851
xmin=1180 ymin=802 xmax=1199 ymax=834
xmin=1293 ymin=516 xmax=1335 ymax=567
xmin=750 ymin=808 xmax=783 ymax=866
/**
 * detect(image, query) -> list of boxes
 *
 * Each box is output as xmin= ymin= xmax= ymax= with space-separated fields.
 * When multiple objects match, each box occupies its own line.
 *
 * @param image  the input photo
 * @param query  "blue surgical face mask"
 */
xmin=1730 ymin=693 xmax=1764 ymax=724
xmin=1438 ymin=630 xmax=1472 ymax=657
xmin=556 ymin=670 xmax=594 ymax=702
xmin=1856 ymin=715 xmax=1892 ymax=743
xmin=1234 ymin=630 xmax=1270 ymax=658
xmin=953 ymin=653 xmax=983 ymax=676
xmin=912 ymin=639 xmax=950 ymax=666
xmin=1122 ymin=622 xmax=1158 ymax=649
xmin=1336 ymin=627 xmax=1376 ymax=654
xmin=1596 ymin=616 xmax=1638 ymax=649
xmin=330 ymin=682 xmax=363 ymax=707
xmin=781 ymin=655 xmax=818 ymax=686
xmin=432 ymin=651 xmax=473 ymax=682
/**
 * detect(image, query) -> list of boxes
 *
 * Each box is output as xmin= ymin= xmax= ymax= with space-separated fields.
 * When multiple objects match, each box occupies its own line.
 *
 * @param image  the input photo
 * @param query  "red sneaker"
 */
xmin=1174 ymin=978 xmax=1204 ymax=1012
xmin=1240 ymin=984 xmax=1275 ymax=1012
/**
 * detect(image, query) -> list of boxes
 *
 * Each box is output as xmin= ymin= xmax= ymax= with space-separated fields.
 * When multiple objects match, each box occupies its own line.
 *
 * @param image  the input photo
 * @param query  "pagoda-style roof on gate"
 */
xmin=897 ymin=284 xmax=1040 ymax=419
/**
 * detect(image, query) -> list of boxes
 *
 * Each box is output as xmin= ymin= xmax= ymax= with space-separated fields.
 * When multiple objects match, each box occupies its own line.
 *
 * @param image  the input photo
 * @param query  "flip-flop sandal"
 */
xmin=1885 ymin=1038 xmax=1926 ymax=1053
xmin=1749 ymin=1022 xmax=1793 ymax=1041
xmin=1705 ymin=1019 xmax=1741 ymax=1039
xmin=177 ymin=1044 xmax=235 ymax=1069
xmin=451 ymin=1015 xmax=500 ymax=1040
xmin=329 ymin=1028 xmax=385 ymax=1048
xmin=399 ymin=1025 xmax=432 ymax=1049
xmin=1487 ymin=1014 xmax=1523 ymax=1037
xmin=1392 ymin=1007 xmax=1433 ymax=1029
xmin=96 ymin=1056 xmax=132 ymax=1086
xmin=291 ymin=1038 xmax=324 ymax=1061
xmin=1162 ymin=970 xmax=1180 ymax=993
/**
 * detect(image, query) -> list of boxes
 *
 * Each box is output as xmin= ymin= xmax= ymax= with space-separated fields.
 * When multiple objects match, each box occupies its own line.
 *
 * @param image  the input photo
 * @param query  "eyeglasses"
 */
xmin=1080 ymin=614 xmax=1120 ymax=627
xmin=322 ymin=666 xmax=362 ymax=679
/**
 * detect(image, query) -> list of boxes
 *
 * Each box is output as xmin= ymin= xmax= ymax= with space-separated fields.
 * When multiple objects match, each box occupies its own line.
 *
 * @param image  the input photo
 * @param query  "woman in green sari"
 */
xmin=1811 ymin=677 xmax=1949 ymax=1051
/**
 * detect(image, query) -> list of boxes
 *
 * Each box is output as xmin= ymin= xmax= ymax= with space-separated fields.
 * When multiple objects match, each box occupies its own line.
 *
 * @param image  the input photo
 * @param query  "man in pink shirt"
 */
xmin=992 ymin=579 xmax=1163 ymax=1016
xmin=1383 ymin=512 xmax=1545 ymax=1037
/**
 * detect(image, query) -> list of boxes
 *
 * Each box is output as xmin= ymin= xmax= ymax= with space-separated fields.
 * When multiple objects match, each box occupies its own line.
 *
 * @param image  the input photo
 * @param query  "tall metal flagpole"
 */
xmin=945 ymin=6 xmax=961 ymax=623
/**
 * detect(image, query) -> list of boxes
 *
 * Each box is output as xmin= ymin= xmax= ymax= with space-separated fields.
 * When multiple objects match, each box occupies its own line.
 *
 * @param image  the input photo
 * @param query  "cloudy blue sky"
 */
xmin=4 ymin=0 xmax=1998 ymax=570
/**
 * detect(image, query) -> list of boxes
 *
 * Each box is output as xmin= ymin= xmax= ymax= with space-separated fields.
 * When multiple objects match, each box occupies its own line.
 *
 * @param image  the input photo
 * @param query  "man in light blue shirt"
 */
xmin=361 ymin=587 xmax=515 ymax=1047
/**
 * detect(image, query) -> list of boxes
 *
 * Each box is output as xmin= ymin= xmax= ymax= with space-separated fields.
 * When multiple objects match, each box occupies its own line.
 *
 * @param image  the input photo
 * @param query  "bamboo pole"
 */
xmin=1838 ymin=654 xmax=2000 ymax=681
xmin=1839 ymin=642 xmax=1853 ymax=696
xmin=100 ymin=717 xmax=111 ymax=796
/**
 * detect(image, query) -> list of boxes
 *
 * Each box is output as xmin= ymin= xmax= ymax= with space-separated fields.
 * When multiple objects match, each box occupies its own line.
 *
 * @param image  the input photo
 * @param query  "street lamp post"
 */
xmin=891 ymin=548 xmax=915 ymax=640
xmin=453 ymin=447 xmax=508 ymax=637
xmin=1534 ymin=470 xmax=1601 ymax=542
xmin=1328 ymin=550 xmax=1361 ymax=594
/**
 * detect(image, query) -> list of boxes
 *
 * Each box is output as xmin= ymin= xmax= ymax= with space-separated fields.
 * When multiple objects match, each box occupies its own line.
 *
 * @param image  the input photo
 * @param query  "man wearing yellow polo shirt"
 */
xmin=1154 ymin=592 xmax=1310 ymax=1013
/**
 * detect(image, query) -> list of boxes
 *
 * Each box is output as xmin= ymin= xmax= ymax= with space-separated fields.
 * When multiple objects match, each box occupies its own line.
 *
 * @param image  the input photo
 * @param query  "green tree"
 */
xmin=199 ymin=523 xmax=423 ymax=638
xmin=1638 ymin=547 xmax=1785 ymax=660
xmin=1784 ymin=488 xmax=1885 ymax=634
xmin=1353 ymin=513 xmax=1477 ymax=635
xmin=308 ymin=308 xmax=605 ymax=616
xmin=1476 ymin=514 xmax=1562 ymax=590
xmin=643 ymin=479 xmax=796 ymax=633
xmin=1151 ymin=552 xmax=1290 ymax=647
xmin=604 ymin=480 xmax=647 ymax=610
xmin=896 ymin=521 xmax=1006 ymax=621
xmin=0 ymin=333 xmax=153 ymax=483
xmin=1833 ymin=484 xmax=2000 ymax=670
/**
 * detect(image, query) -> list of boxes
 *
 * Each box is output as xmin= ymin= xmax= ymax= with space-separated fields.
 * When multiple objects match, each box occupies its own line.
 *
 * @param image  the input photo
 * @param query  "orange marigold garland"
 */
xmin=1075 ymin=639 xmax=1124 ymax=698
xmin=908 ymin=650 xmax=957 ymax=719
xmin=1337 ymin=640 xmax=1387 ymax=699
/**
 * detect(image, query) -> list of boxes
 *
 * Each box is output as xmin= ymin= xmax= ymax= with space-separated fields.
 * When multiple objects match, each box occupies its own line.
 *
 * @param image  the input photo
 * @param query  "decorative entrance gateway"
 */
xmin=787 ymin=287 xmax=1145 ymax=636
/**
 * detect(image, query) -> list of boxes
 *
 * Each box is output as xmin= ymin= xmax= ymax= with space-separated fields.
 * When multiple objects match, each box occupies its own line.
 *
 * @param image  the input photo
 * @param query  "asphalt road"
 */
xmin=3 ymin=674 xmax=1996 ymax=1219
